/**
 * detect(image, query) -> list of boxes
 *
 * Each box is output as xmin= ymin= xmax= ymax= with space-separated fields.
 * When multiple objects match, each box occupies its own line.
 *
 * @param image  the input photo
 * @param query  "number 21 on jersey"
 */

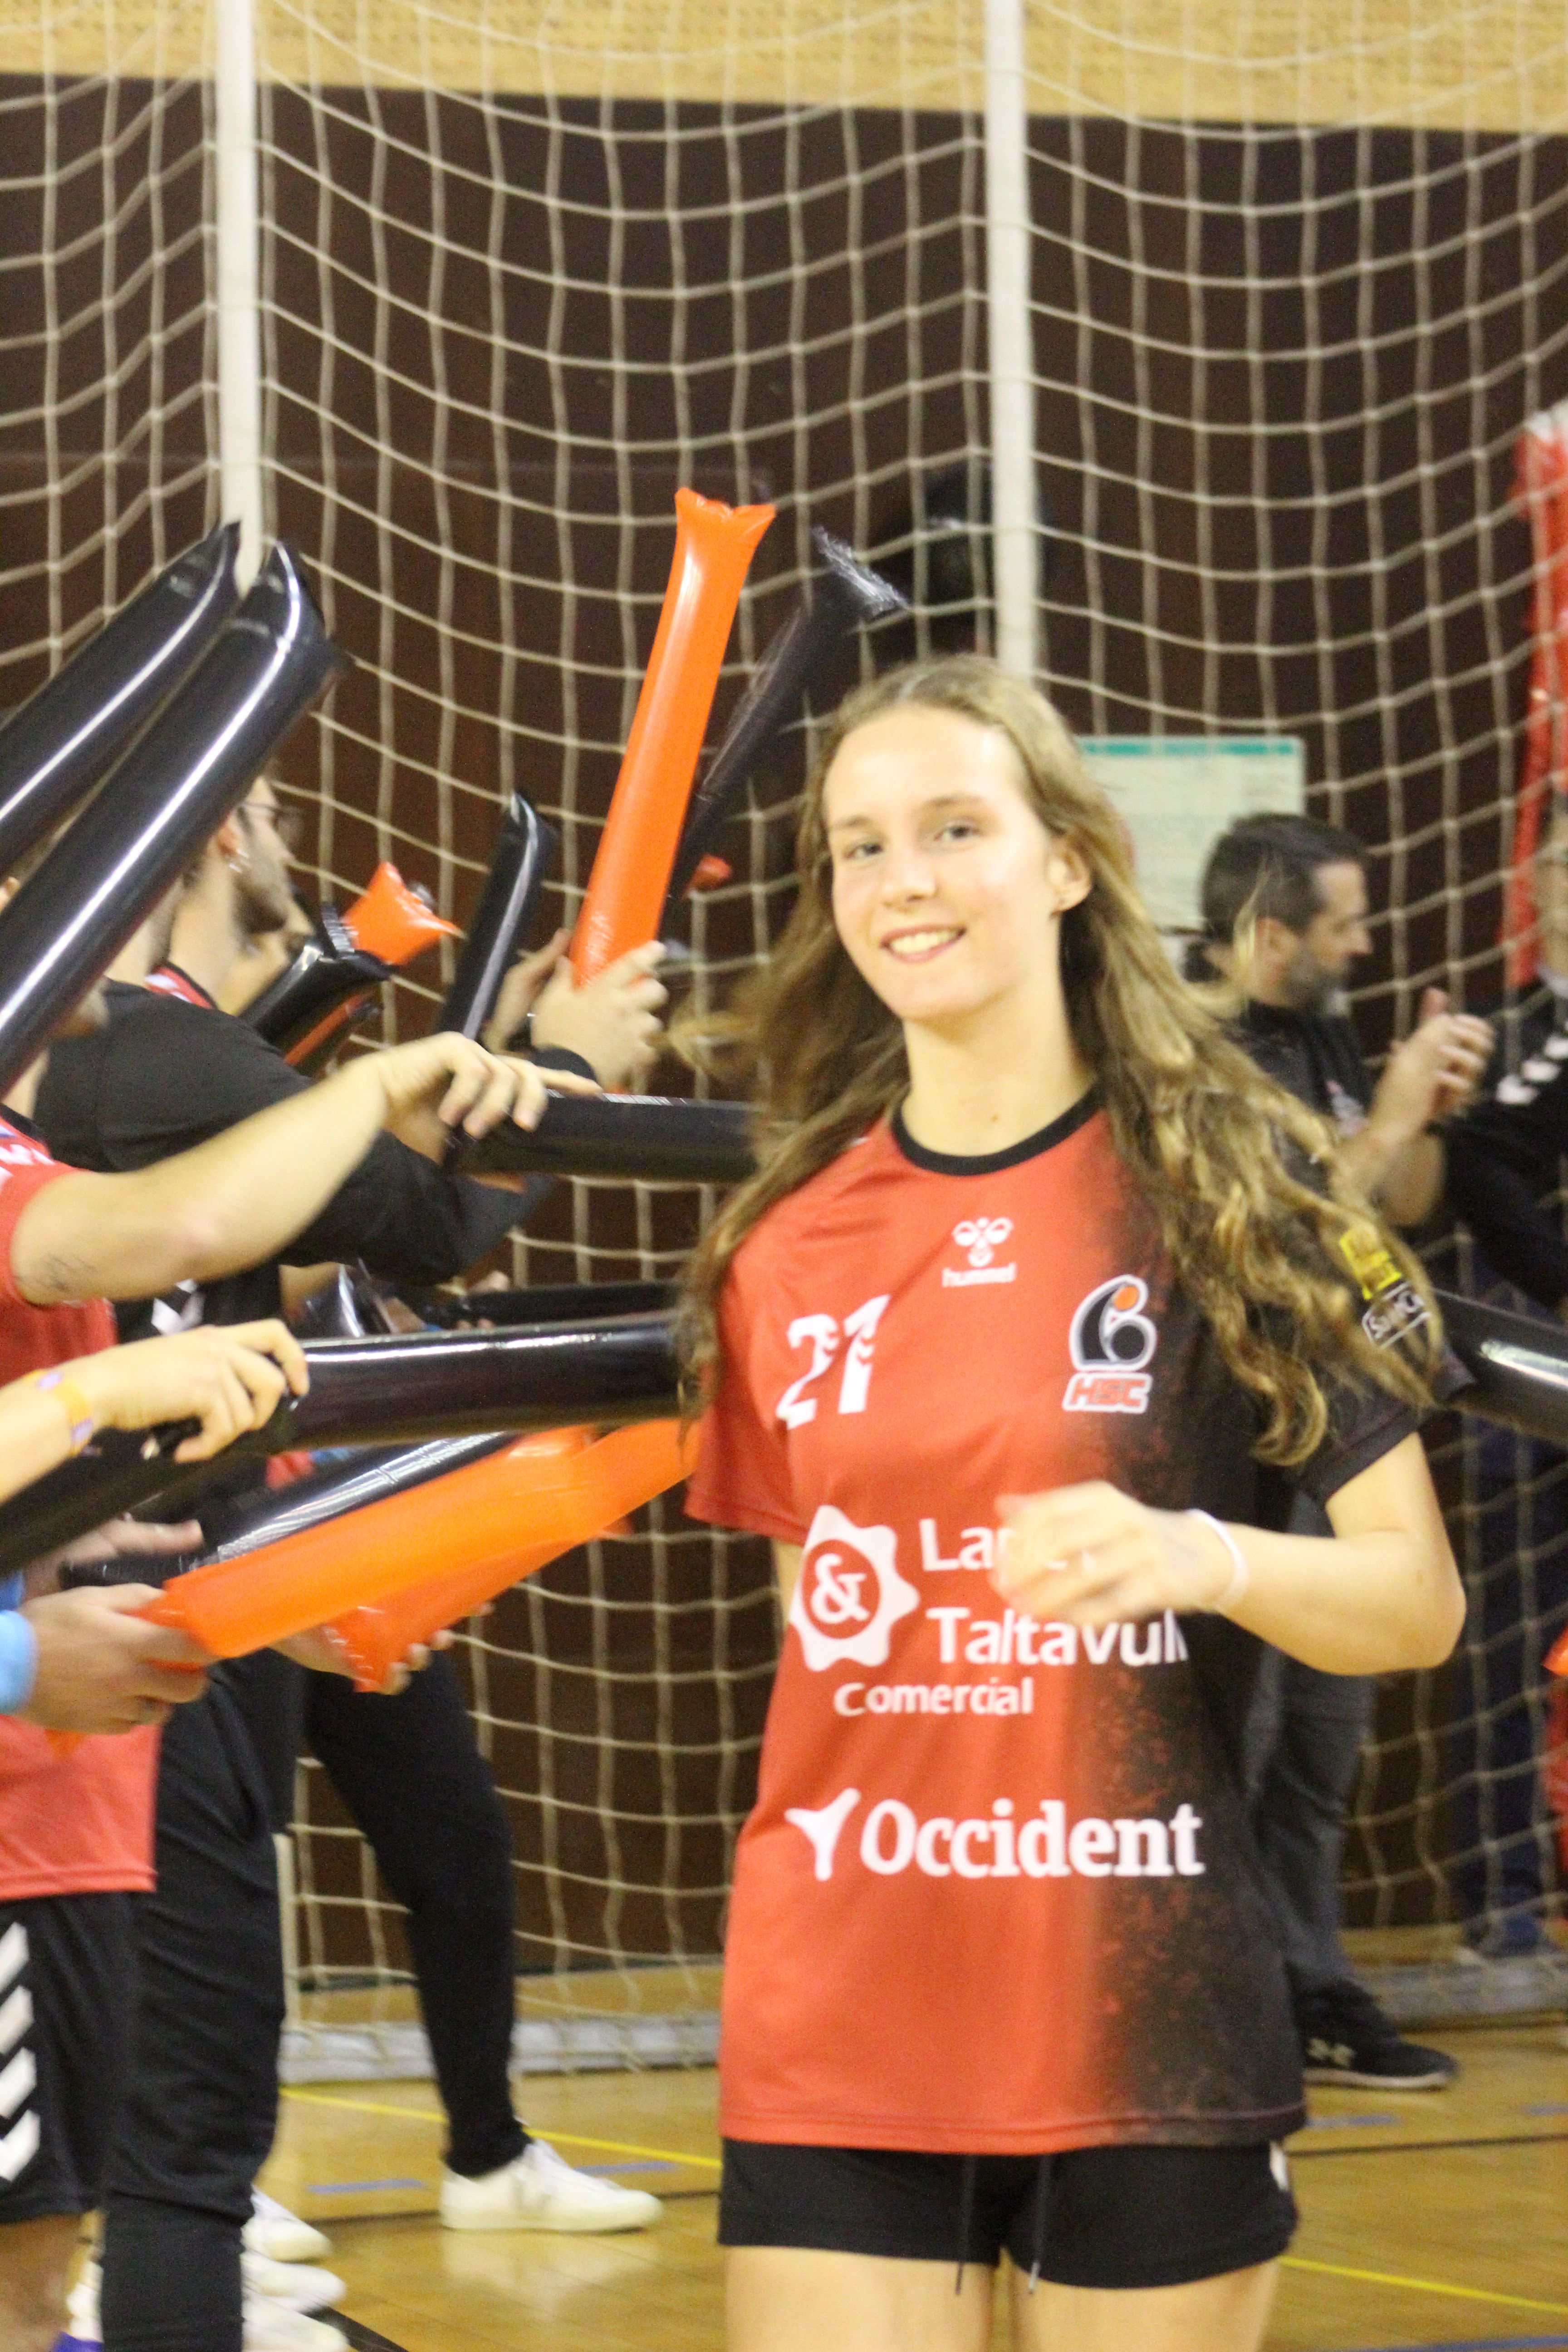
xmin=776 ymin=1295 xmax=891 ymax=1427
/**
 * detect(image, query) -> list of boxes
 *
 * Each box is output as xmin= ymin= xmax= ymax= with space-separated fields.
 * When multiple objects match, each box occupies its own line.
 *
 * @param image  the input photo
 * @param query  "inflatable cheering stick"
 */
xmin=1437 ymin=1290 xmax=1568 ymax=1454
xmin=144 ymin=1419 xmax=693 ymax=1663
xmin=0 ymin=1309 xmax=681 ymax=1577
xmin=244 ymin=903 xmax=393 ymax=1061
xmin=571 ymin=488 xmax=774 ymax=982
xmin=663 ymin=527 xmax=906 ymax=918
xmin=452 ymin=1089 xmax=757 ymax=1187
xmin=1504 ymin=406 xmax=1568 ymax=987
xmin=404 ymin=1277 xmax=674 ymax=1329
xmin=326 ymin=1420 xmax=696 ymax=1688
xmin=248 ymin=865 xmax=456 ymax=1069
xmin=0 ymin=545 xmax=348 ymax=1098
xmin=437 ymin=793 xmax=557 ymax=1041
xmin=0 ymin=523 xmax=240 ymax=876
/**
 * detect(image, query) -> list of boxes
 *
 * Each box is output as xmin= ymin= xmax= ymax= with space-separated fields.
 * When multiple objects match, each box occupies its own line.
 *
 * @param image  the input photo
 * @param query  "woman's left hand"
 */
xmin=992 ymin=1481 xmax=1234 ymax=1625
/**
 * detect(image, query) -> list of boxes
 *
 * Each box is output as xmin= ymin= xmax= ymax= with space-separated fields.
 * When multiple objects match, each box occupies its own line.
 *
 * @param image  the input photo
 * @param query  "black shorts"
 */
xmin=0 ymin=1892 xmax=139 ymax=2223
xmin=719 ymin=2137 xmax=1297 ymax=2288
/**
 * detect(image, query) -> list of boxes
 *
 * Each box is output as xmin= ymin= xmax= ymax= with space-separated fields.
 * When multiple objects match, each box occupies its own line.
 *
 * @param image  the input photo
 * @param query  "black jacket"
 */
xmin=1446 ymin=985 xmax=1568 ymax=1313
xmin=36 ymin=979 xmax=526 ymax=1337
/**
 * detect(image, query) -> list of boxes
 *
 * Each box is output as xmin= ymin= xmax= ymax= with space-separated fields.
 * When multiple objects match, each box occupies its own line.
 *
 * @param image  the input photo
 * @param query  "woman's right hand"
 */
xmin=73 ymin=1322 xmax=310 ymax=1462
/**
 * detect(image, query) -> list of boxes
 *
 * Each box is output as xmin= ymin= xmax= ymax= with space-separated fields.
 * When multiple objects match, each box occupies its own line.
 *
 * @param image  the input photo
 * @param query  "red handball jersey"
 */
xmin=0 ymin=1112 xmax=160 ymax=1900
xmin=686 ymin=1094 xmax=1418 ymax=2156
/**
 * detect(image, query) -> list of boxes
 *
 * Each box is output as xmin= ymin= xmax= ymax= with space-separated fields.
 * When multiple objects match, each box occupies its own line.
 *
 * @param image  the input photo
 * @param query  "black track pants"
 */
xmin=305 ymin=1653 xmax=526 ymax=2179
xmin=101 ymin=1679 xmax=281 ymax=2352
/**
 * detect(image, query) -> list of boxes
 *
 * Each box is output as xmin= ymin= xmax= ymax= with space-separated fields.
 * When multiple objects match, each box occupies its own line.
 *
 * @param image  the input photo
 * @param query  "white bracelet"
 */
xmin=1186 ymin=1509 xmax=1250 ymax=1615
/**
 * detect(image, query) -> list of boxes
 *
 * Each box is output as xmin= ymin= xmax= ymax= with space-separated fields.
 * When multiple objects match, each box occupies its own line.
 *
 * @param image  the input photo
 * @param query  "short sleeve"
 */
xmin=684 ymin=1254 xmax=806 ymax=1544
xmin=1294 ymin=1378 xmax=1419 ymax=1507
xmin=1286 ymin=1222 xmax=1427 ymax=1506
xmin=0 ymin=1147 xmax=73 ymax=1310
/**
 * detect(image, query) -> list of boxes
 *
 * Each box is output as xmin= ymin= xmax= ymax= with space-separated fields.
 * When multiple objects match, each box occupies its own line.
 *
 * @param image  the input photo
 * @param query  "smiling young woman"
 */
xmin=679 ymin=655 xmax=1464 ymax=2352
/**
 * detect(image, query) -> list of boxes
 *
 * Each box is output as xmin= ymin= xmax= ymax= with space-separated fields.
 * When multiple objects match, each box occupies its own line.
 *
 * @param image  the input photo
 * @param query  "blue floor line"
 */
xmin=580 ymin=2159 xmax=678 ymax=2176
xmin=1336 ymin=2337 xmax=1568 ymax=2351
xmin=307 ymin=2176 xmax=425 ymax=2194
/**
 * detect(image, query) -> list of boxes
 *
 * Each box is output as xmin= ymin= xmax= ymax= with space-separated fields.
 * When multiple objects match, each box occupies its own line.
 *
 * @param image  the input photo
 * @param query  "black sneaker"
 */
xmin=1295 ymin=1979 xmax=1458 ymax=2090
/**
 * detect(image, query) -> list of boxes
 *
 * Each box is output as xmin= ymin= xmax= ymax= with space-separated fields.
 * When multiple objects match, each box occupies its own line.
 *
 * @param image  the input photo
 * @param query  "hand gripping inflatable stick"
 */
xmin=662 ymin=528 xmax=907 ymax=919
xmin=246 ymin=865 xmax=459 ymax=1068
xmin=0 ymin=524 xmax=241 ymax=875
xmin=570 ymin=489 xmax=774 ymax=982
xmin=451 ymin=1089 xmax=756 ymax=1186
xmin=324 ymin=1421 xmax=695 ymax=1688
xmin=0 ymin=1310 xmax=681 ymax=1578
xmin=0 ymin=545 xmax=349 ymax=1097
xmin=142 ymin=1419 xmax=694 ymax=1667
xmin=437 ymin=793 xmax=557 ymax=1040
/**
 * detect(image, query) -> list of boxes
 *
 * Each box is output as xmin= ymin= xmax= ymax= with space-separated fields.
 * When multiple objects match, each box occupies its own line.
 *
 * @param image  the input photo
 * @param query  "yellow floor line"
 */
xmin=280 ymin=2085 xmax=722 ymax=2171
xmin=1283 ymin=2254 xmax=1568 ymax=2317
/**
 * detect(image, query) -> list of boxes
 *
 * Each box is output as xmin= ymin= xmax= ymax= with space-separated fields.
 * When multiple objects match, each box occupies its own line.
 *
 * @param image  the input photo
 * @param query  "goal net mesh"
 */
xmin=4 ymin=0 xmax=1568 ymax=2041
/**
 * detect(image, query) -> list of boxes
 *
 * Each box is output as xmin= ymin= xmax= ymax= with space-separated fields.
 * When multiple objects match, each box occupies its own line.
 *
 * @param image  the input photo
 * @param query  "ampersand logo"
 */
xmin=789 ymin=1505 xmax=920 ymax=1673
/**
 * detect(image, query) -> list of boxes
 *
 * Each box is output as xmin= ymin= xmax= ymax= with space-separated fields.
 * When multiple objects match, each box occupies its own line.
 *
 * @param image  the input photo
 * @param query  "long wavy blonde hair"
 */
xmin=681 ymin=654 xmax=1438 ymax=1463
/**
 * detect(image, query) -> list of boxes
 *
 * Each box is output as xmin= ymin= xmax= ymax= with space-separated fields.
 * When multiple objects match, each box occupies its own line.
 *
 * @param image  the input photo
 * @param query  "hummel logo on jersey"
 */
xmin=789 ymin=1506 xmax=920 ymax=1672
xmin=943 ymin=1216 xmax=1016 ymax=1288
xmin=1063 ymin=1274 xmax=1157 ymax=1413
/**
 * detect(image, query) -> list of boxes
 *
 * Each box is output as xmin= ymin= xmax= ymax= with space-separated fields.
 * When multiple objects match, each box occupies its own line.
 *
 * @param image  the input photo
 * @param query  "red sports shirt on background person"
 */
xmin=0 ymin=1110 xmax=162 ymax=1896
xmin=680 ymin=655 xmax=1465 ymax=2352
xmin=0 ymin=952 xmax=563 ymax=2352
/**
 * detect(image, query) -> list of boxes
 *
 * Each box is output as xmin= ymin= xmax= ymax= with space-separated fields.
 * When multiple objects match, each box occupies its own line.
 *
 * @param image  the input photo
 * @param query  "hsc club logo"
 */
xmin=788 ymin=1505 xmax=921 ymax=1672
xmin=1063 ymin=1274 xmax=1157 ymax=1413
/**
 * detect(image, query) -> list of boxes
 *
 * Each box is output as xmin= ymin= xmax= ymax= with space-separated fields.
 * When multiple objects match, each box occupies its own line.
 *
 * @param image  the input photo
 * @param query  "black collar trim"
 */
xmin=891 ymin=1087 xmax=1101 ymax=1176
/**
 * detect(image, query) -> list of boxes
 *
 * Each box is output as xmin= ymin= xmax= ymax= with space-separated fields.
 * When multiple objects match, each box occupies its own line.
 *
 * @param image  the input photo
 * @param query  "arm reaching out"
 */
xmin=0 ymin=1320 xmax=309 ymax=1502
xmin=11 ymin=1034 xmax=568 ymax=1308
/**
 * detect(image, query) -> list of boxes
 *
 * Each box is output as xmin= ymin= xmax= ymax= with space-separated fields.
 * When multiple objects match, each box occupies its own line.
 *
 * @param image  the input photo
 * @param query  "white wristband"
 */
xmin=1186 ymin=1510 xmax=1250 ymax=1615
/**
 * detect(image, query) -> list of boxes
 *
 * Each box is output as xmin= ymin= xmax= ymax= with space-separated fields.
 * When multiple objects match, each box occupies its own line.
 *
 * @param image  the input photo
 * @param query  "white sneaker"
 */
xmin=240 ymin=2301 xmax=348 ymax=2352
xmin=439 ymin=2138 xmax=662 ymax=2234
xmin=241 ymin=2254 xmax=346 ymax=2314
xmin=66 ymin=2260 xmax=102 ymax=2343
xmin=64 ymin=2258 xmax=347 ymax=2350
xmin=245 ymin=2190 xmax=333 ymax=2264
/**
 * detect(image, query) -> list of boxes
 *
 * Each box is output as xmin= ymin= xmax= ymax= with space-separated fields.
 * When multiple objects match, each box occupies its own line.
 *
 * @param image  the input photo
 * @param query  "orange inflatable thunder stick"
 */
xmin=344 ymin=861 xmax=459 ymax=966
xmin=144 ymin=1419 xmax=695 ymax=1677
xmin=282 ymin=862 xmax=460 ymax=1068
xmin=569 ymin=489 xmax=773 ymax=982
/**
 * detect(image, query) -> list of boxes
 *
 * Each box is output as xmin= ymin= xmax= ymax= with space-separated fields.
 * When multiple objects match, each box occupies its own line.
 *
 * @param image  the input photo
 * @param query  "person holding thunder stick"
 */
xmin=0 ymin=1322 xmax=305 ymax=1731
xmin=0 ymin=887 xmax=564 ymax=2352
xmin=680 ymin=656 xmax=1464 ymax=2352
xmin=35 ymin=776 xmax=668 ymax=2352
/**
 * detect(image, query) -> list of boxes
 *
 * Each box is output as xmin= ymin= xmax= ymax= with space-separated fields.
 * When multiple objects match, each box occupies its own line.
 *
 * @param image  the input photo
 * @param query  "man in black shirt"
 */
xmin=1192 ymin=813 xmax=1490 ymax=2092
xmin=39 ymin=779 xmax=668 ymax=2352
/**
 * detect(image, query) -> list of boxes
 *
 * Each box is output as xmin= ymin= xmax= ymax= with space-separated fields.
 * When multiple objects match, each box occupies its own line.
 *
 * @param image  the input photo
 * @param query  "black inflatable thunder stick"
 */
xmin=242 ymin=906 xmax=392 ymax=1060
xmin=662 ymin=528 xmax=907 ymax=918
xmin=438 ymin=793 xmax=558 ymax=1040
xmin=0 ymin=1310 xmax=681 ymax=1578
xmin=453 ymin=1089 xmax=755 ymax=1186
xmin=0 ymin=524 xmax=241 ymax=876
xmin=0 ymin=546 xmax=348 ymax=1098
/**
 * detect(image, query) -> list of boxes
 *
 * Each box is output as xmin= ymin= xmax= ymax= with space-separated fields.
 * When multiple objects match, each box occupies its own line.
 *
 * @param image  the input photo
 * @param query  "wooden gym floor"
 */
xmin=259 ymin=2017 xmax=1568 ymax=2352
